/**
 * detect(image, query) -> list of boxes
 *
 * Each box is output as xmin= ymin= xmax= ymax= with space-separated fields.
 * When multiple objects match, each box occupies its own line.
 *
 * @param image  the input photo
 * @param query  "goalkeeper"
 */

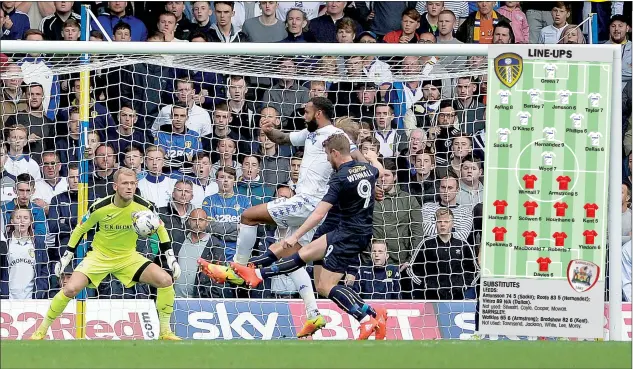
xmin=31 ymin=168 xmax=181 ymax=340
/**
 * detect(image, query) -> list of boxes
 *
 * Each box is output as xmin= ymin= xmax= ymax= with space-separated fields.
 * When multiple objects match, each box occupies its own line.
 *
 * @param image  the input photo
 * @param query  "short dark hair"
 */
xmin=214 ymin=1 xmax=235 ymax=10
xmin=553 ymin=2 xmax=572 ymax=11
xmin=292 ymin=150 xmax=304 ymax=160
xmin=462 ymin=154 xmax=483 ymax=170
xmin=217 ymin=166 xmax=237 ymax=179
xmin=171 ymin=101 xmax=189 ymax=115
xmin=63 ymin=18 xmax=80 ymax=30
xmin=494 ymin=19 xmax=516 ymax=43
xmin=124 ymin=143 xmax=143 ymax=155
xmin=148 ymin=30 xmax=166 ymax=41
xmin=242 ymin=154 xmax=261 ymax=165
xmin=310 ymin=97 xmax=334 ymax=121
xmin=16 ymin=173 xmax=35 ymax=187
xmin=193 ymin=151 xmax=210 ymax=162
xmin=23 ymin=29 xmax=45 ymax=40
xmin=188 ymin=31 xmax=209 ymax=42
xmin=90 ymin=30 xmax=105 ymax=40
xmin=382 ymin=158 xmax=398 ymax=174
xmin=67 ymin=162 xmax=79 ymax=171
xmin=113 ymin=21 xmax=132 ymax=34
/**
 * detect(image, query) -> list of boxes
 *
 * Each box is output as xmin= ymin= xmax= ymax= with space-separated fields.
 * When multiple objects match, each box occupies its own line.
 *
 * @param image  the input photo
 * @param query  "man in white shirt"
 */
xmin=373 ymin=104 xmax=406 ymax=158
xmin=152 ymin=79 xmax=212 ymax=136
xmin=32 ymin=151 xmax=68 ymax=215
xmin=137 ymin=146 xmax=177 ymax=209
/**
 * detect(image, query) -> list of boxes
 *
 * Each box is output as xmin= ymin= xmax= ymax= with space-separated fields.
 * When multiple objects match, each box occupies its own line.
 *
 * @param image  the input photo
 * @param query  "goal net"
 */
xmin=0 ymin=41 xmax=622 ymax=341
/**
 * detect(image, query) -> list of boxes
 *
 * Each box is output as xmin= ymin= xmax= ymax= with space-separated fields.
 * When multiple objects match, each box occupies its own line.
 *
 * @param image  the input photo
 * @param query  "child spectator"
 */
xmin=0 ymin=144 xmax=16 ymax=202
xmin=357 ymin=122 xmax=372 ymax=144
xmin=137 ymin=146 xmax=178 ymax=209
xmin=353 ymin=239 xmax=401 ymax=300
xmin=210 ymin=137 xmax=243 ymax=180
xmin=559 ymin=24 xmax=586 ymax=44
xmin=255 ymin=129 xmax=291 ymax=186
xmin=383 ymin=8 xmax=421 ymax=44
xmin=538 ymin=2 xmax=570 ymax=44
xmin=61 ymin=18 xmax=80 ymax=41
xmin=177 ymin=152 xmax=219 ymax=208
xmin=359 ymin=136 xmax=381 ymax=157
xmin=496 ymin=2 xmax=529 ymax=43
xmin=236 ymin=155 xmax=275 ymax=207
xmin=122 ymin=145 xmax=145 ymax=180
xmin=4 ymin=125 xmax=40 ymax=180
xmin=417 ymin=1 xmax=444 ymax=36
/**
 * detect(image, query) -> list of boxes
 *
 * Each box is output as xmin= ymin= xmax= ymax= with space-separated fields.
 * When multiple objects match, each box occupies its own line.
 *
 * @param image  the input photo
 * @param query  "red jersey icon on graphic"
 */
xmin=537 ymin=257 xmax=552 ymax=272
xmin=553 ymin=232 xmax=567 ymax=246
xmin=492 ymin=227 xmax=507 ymax=242
xmin=584 ymin=203 xmax=599 ymax=218
xmin=493 ymin=200 xmax=508 ymax=215
xmin=583 ymin=230 xmax=598 ymax=244
xmin=556 ymin=175 xmax=572 ymax=190
xmin=523 ymin=174 xmax=538 ymax=189
xmin=524 ymin=201 xmax=539 ymax=216
xmin=522 ymin=231 xmax=537 ymax=245
xmin=553 ymin=202 xmax=568 ymax=217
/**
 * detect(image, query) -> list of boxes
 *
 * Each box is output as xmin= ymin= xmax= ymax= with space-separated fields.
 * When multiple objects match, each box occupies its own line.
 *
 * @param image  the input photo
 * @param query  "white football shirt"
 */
xmin=527 ymin=89 xmax=541 ymax=104
xmin=543 ymin=127 xmax=557 ymax=141
xmin=8 ymin=237 xmax=36 ymax=299
xmin=544 ymin=63 xmax=558 ymax=79
xmin=558 ymin=90 xmax=572 ymax=105
xmin=570 ymin=113 xmax=584 ymax=128
xmin=496 ymin=128 xmax=511 ymax=143
xmin=289 ymin=125 xmax=356 ymax=200
xmin=541 ymin=151 xmax=556 ymax=166
xmin=498 ymin=90 xmax=511 ymax=105
xmin=588 ymin=93 xmax=602 ymax=107
xmin=517 ymin=111 xmax=531 ymax=125
xmin=588 ymin=132 xmax=602 ymax=147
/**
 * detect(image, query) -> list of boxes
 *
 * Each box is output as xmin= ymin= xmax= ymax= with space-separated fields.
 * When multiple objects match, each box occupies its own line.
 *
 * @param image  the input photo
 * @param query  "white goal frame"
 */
xmin=0 ymin=40 xmax=624 ymax=341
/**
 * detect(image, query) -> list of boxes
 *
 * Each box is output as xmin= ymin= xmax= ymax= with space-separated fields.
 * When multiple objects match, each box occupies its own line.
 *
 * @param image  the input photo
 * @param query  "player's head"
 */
xmin=304 ymin=97 xmax=334 ymax=132
xmin=216 ymin=166 xmax=236 ymax=194
xmin=370 ymin=239 xmax=388 ymax=266
xmin=14 ymin=173 xmax=35 ymax=206
xmin=435 ymin=207 xmax=454 ymax=236
xmin=113 ymin=167 xmax=138 ymax=202
xmin=323 ymin=133 xmax=351 ymax=170
xmin=188 ymin=208 xmax=209 ymax=234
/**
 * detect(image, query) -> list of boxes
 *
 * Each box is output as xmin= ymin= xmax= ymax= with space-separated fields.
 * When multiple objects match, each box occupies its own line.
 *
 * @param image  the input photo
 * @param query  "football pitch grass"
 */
xmin=1 ymin=340 xmax=630 ymax=369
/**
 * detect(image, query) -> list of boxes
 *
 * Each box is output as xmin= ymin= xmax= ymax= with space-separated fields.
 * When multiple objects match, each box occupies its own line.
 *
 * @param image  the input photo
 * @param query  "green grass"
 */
xmin=1 ymin=340 xmax=630 ymax=369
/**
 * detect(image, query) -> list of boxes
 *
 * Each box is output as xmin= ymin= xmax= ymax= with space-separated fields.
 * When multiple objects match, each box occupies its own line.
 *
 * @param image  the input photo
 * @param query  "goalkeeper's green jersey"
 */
xmin=68 ymin=194 xmax=170 ymax=258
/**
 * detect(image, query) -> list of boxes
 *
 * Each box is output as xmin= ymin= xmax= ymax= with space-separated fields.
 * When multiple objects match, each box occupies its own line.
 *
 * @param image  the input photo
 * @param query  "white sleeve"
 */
xmin=152 ymin=106 xmax=171 ymax=135
xmin=289 ymin=129 xmax=309 ymax=147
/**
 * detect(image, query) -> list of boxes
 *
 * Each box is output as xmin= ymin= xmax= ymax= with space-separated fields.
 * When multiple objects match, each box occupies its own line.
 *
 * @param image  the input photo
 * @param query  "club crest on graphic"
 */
xmin=567 ymin=259 xmax=600 ymax=293
xmin=494 ymin=52 xmax=523 ymax=88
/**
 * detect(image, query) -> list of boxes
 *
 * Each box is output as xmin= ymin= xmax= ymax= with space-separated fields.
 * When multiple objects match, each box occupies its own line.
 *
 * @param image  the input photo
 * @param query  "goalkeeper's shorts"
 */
xmin=75 ymin=250 xmax=152 ymax=288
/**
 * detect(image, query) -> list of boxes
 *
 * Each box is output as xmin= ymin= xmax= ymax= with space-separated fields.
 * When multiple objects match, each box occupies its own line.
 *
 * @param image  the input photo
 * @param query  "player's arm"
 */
xmin=55 ymin=205 xmax=101 ymax=277
xmin=362 ymin=150 xmax=385 ymax=177
xmin=149 ymin=203 xmax=182 ymax=279
xmin=262 ymin=117 xmax=293 ymax=145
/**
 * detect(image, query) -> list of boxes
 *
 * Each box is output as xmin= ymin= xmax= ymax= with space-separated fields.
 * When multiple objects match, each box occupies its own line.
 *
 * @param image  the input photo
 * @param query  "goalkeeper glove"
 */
xmin=55 ymin=249 xmax=74 ymax=278
xmin=164 ymin=249 xmax=181 ymax=280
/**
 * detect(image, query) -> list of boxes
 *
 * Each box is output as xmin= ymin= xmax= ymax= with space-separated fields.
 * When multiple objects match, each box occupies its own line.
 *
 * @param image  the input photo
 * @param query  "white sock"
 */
xmin=290 ymin=268 xmax=320 ymax=319
xmin=234 ymin=224 xmax=258 ymax=265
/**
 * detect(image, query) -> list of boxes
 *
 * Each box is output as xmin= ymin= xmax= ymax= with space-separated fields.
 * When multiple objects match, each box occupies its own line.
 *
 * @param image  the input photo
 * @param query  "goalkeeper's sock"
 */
xmin=260 ymin=253 xmax=306 ymax=279
xmin=290 ymin=267 xmax=320 ymax=320
xmin=249 ymin=249 xmax=279 ymax=268
xmin=156 ymin=286 xmax=175 ymax=334
xmin=36 ymin=291 xmax=72 ymax=334
xmin=328 ymin=285 xmax=376 ymax=322
xmin=233 ymin=224 xmax=258 ymax=265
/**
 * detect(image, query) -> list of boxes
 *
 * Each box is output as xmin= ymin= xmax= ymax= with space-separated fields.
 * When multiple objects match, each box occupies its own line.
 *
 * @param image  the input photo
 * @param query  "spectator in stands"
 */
xmin=409 ymin=207 xmax=477 ymax=300
xmin=137 ymin=146 xmax=177 ymax=209
xmin=262 ymin=59 xmax=310 ymax=124
xmin=175 ymin=40 xmax=225 ymax=110
xmin=421 ymin=174 xmax=474 ymax=241
xmin=287 ymin=153 xmax=301 ymax=191
xmin=0 ymin=145 xmax=16 ymax=202
xmin=237 ymin=154 xmax=275 ymax=207
xmin=202 ymin=166 xmax=251 ymax=261
xmin=310 ymin=1 xmax=362 ymax=43
xmin=345 ymin=82 xmax=377 ymax=125
xmin=373 ymin=160 xmax=423 ymax=265
xmin=122 ymin=145 xmax=145 ymax=180
xmin=438 ymin=133 xmax=474 ymax=179
xmin=208 ymin=1 xmax=247 ymax=42
xmin=1 ymin=174 xmax=46 ymax=237
xmin=256 ymin=106 xmax=292 ymax=157
xmin=335 ymin=17 xmax=357 ymax=43
xmin=405 ymin=148 xmax=439 ymax=205
xmin=492 ymin=19 xmax=515 ymax=44
xmin=359 ymin=1 xmax=407 ymax=38
xmin=166 ymin=1 xmax=195 ymax=40
xmin=112 ymin=21 xmax=132 ymax=41
xmin=4 ymin=83 xmax=54 ymax=162
xmin=227 ymin=75 xmax=257 ymax=142
xmin=454 ymin=77 xmax=485 ymax=134
xmin=428 ymin=101 xmax=461 ymax=167
xmin=177 ymin=152 xmax=217 ymax=208
xmin=606 ymin=15 xmax=631 ymax=86
xmin=1 ymin=63 xmax=28 ymax=123
xmin=456 ymin=155 xmax=483 ymax=206
xmin=201 ymin=102 xmax=241 ymax=158
xmin=255 ymin=129 xmax=290 ymax=186
xmin=153 ymin=79 xmax=212 ymax=137
xmin=32 ymin=151 xmax=67 ymax=215
xmin=1 ymin=1 xmax=30 ymax=40
xmin=360 ymin=136 xmax=380 ymax=157
xmin=417 ymin=2 xmax=443 ymax=37
xmin=436 ymin=9 xmax=460 ymax=44
xmin=107 ymin=102 xmax=149 ymax=165
xmin=58 ymin=78 xmax=115 ymax=141
xmin=159 ymin=179 xmax=195 ymax=250
xmin=0 ymin=208 xmax=50 ymax=299
xmin=622 ymin=184 xmax=632 ymax=245
xmin=4 ymin=125 xmax=40 ymax=180
xmin=39 ymin=1 xmax=80 ymax=41
xmin=395 ymin=128 xmax=427 ymax=185
xmin=61 ymin=18 xmax=80 ymax=41
xmin=210 ymin=137 xmax=243 ymax=180
xmin=383 ymin=7 xmax=420 ymax=44
xmin=373 ymin=104 xmax=406 ymax=158
xmin=191 ymin=1 xmax=213 ymax=35
xmin=89 ymin=29 xmax=105 ymax=41
xmin=559 ymin=24 xmax=586 ymax=44
xmin=281 ymin=8 xmax=315 ymax=43
xmin=157 ymin=11 xmax=185 ymax=42
xmin=623 ymin=240 xmax=632 ymax=302
xmin=357 ymin=121 xmax=372 ymax=144
xmin=89 ymin=144 xmax=117 ymax=200
xmin=523 ymin=2 xmax=554 ymax=44
xmin=407 ymin=79 xmax=443 ymax=129
xmin=456 ymin=1 xmax=509 ymax=44
xmin=353 ymin=239 xmax=401 ymax=299
xmin=242 ymin=1 xmax=286 ymax=42
xmin=154 ymin=103 xmax=202 ymax=175
xmin=94 ymin=1 xmax=148 ymax=41
xmin=538 ymin=2 xmax=570 ymax=44
xmin=496 ymin=2 xmax=529 ymax=44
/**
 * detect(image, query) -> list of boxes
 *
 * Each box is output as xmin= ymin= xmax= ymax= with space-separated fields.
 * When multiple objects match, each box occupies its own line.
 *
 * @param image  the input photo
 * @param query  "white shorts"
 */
xmin=267 ymin=194 xmax=319 ymax=246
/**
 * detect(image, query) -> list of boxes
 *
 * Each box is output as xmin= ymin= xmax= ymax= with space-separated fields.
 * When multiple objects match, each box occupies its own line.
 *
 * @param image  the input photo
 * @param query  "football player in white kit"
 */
xmin=199 ymin=97 xmax=367 ymax=337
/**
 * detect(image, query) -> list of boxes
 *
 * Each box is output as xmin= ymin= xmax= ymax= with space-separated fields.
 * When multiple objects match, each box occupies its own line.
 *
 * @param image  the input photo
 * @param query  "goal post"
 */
xmin=0 ymin=40 xmax=625 ymax=341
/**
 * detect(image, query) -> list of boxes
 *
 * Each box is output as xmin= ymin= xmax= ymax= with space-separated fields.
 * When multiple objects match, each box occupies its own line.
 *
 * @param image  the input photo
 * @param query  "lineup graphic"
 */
xmin=479 ymin=46 xmax=612 ymax=339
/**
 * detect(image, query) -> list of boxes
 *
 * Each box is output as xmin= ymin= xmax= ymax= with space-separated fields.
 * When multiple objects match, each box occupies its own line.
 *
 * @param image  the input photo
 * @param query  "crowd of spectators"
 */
xmin=0 ymin=1 xmax=631 ymax=302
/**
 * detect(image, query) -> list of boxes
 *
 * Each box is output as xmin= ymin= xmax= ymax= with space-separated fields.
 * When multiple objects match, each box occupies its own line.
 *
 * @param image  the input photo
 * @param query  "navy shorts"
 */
xmin=322 ymin=230 xmax=372 ymax=274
